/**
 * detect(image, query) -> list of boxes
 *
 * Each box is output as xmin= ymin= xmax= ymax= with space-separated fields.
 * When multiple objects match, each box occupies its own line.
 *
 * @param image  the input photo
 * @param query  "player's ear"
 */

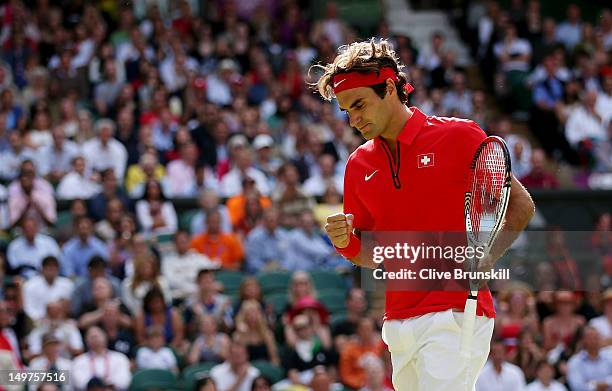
xmin=385 ymin=78 xmax=395 ymax=97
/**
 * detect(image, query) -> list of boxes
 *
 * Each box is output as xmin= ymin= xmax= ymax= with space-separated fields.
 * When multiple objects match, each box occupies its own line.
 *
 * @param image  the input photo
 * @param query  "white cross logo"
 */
xmin=417 ymin=153 xmax=435 ymax=168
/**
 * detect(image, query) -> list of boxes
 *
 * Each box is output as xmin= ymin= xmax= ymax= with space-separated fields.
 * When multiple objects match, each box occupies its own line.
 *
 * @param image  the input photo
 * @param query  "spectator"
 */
xmin=70 ymin=257 xmax=121 ymax=318
xmin=220 ymin=148 xmax=270 ymax=198
xmin=134 ymin=179 xmax=178 ymax=237
xmin=25 ymin=301 xmax=84 ymax=360
xmin=252 ymin=134 xmax=282 ymax=186
xmin=186 ymin=314 xmax=230 ymax=366
xmin=7 ymin=159 xmax=56 ymax=229
xmin=555 ymin=4 xmax=582 ymax=50
xmin=232 ymin=300 xmax=280 ymax=365
xmin=332 ymin=288 xmax=368 ymax=344
xmin=77 ymin=278 xmax=131 ymax=332
xmin=121 ymin=251 xmax=171 ymax=315
xmin=514 ymin=329 xmax=546 ymax=383
xmin=495 ymin=283 xmax=540 ymax=357
xmin=94 ymin=198 xmax=125 ymax=242
xmin=56 ymin=155 xmax=101 ymax=200
xmin=233 ymin=192 xmax=265 ymax=239
xmin=134 ymin=326 xmax=178 ymax=373
xmin=161 ymin=230 xmax=218 ymax=301
xmin=23 ymin=256 xmax=74 ymax=322
xmin=530 ymin=54 xmax=577 ymax=163
xmin=190 ymin=210 xmax=244 ymax=270
xmin=526 ymin=360 xmax=567 ymax=391
xmin=134 ymin=287 xmax=185 ymax=352
xmin=303 ymin=154 xmax=343 ymax=197
xmin=0 ymin=127 xmax=37 ymax=182
xmin=61 ymin=216 xmax=108 ymax=278
xmin=88 ymin=168 xmax=130 ymax=222
xmin=282 ymin=314 xmax=336 ymax=382
xmin=359 ymin=356 xmax=394 ymax=391
xmin=82 ymin=119 xmax=128 ymax=181
xmin=28 ymin=332 xmax=73 ymax=379
xmin=37 ymin=126 xmax=79 ymax=184
xmin=567 ymin=326 xmax=612 ymax=391
xmin=588 ymin=288 xmax=612 ymax=346
xmin=94 ymin=298 xmax=136 ymax=359
xmin=185 ymin=269 xmax=233 ymax=332
xmin=442 ymin=72 xmax=473 ymax=117
xmin=6 ymin=216 xmax=60 ymax=278
xmin=339 ymin=317 xmax=385 ymax=390
xmin=519 ymin=149 xmax=560 ymax=190
xmin=226 ymin=178 xmax=272 ymax=229
xmin=476 ymin=339 xmax=527 ymax=391
xmin=190 ymin=189 xmax=232 ymax=235
xmin=565 ymin=90 xmax=608 ymax=162
xmin=417 ymin=31 xmax=445 ymax=72
xmin=0 ymin=299 xmax=22 ymax=375
xmin=71 ymin=326 xmax=131 ymax=391
xmin=286 ymin=210 xmax=346 ymax=271
xmin=94 ymin=61 xmax=124 ymax=117
xmin=166 ymin=142 xmax=217 ymax=197
xmin=210 ymin=339 xmax=260 ymax=391
xmin=124 ymin=151 xmax=167 ymax=198
xmin=244 ymin=207 xmax=290 ymax=273
xmin=542 ymin=291 xmax=585 ymax=352
xmin=233 ymin=277 xmax=272 ymax=322
xmin=494 ymin=24 xmax=532 ymax=73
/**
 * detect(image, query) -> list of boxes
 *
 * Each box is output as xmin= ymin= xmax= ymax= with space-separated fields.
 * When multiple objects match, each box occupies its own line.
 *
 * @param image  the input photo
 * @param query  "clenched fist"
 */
xmin=325 ymin=213 xmax=354 ymax=248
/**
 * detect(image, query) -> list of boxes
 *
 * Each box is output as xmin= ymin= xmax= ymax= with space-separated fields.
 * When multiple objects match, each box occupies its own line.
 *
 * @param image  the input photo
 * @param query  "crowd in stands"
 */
xmin=0 ymin=0 xmax=609 ymax=390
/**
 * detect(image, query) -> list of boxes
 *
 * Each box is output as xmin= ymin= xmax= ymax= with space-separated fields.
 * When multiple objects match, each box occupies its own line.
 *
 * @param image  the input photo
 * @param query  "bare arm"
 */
xmin=480 ymin=175 xmax=535 ymax=270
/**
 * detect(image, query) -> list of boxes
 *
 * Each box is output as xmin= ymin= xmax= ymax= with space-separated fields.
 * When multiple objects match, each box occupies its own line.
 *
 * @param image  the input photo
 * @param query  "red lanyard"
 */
xmin=89 ymin=352 xmax=110 ymax=380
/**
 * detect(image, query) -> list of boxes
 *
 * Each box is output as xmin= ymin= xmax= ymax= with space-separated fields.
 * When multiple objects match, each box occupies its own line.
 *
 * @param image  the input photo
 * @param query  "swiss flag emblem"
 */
xmin=417 ymin=153 xmax=435 ymax=168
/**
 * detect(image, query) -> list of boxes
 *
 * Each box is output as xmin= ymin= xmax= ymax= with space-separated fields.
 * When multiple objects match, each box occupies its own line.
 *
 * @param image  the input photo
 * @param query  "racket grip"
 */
xmin=460 ymin=298 xmax=478 ymax=358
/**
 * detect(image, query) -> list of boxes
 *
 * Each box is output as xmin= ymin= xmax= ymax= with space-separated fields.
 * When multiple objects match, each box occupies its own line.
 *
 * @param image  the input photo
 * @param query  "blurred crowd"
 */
xmin=0 ymin=0 xmax=609 ymax=390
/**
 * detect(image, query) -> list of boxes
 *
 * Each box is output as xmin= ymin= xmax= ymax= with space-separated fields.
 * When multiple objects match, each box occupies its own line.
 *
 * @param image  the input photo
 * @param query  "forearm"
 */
xmin=486 ymin=176 xmax=535 ymax=264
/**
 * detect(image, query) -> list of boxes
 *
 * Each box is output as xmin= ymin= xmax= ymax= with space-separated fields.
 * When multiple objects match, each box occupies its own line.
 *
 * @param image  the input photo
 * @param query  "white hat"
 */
xmin=253 ymin=134 xmax=274 ymax=150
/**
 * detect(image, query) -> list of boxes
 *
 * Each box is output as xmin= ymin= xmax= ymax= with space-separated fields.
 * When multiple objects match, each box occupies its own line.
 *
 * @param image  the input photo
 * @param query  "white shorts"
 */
xmin=381 ymin=309 xmax=494 ymax=391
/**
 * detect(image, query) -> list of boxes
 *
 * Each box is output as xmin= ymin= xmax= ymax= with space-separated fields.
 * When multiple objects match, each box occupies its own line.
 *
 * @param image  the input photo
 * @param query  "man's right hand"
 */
xmin=325 ymin=213 xmax=354 ymax=248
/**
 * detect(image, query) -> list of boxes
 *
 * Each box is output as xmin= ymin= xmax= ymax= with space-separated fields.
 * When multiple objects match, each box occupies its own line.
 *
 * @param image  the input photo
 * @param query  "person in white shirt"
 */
xmin=525 ymin=361 xmax=567 ymax=391
xmin=303 ymin=154 xmax=344 ymax=197
xmin=161 ymin=230 xmax=219 ymax=301
xmin=134 ymin=326 xmax=177 ymax=373
xmin=6 ymin=216 xmax=61 ymax=278
xmin=23 ymin=256 xmax=74 ymax=321
xmin=56 ymin=155 xmax=101 ymax=200
xmin=565 ymin=89 xmax=608 ymax=149
xmin=82 ymin=119 xmax=128 ymax=180
xmin=28 ymin=333 xmax=73 ymax=391
xmin=588 ymin=288 xmax=612 ymax=344
xmin=37 ymin=125 xmax=80 ymax=183
xmin=567 ymin=326 xmax=612 ymax=391
xmin=26 ymin=300 xmax=84 ymax=360
xmin=476 ymin=339 xmax=526 ymax=391
xmin=417 ymin=31 xmax=445 ymax=72
xmin=494 ymin=24 xmax=532 ymax=72
xmin=220 ymin=148 xmax=270 ymax=198
xmin=210 ymin=340 xmax=260 ymax=391
xmin=71 ymin=326 xmax=131 ymax=391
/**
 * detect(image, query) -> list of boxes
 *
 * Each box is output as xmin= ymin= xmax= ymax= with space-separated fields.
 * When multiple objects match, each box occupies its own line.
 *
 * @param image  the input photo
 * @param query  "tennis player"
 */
xmin=319 ymin=39 xmax=535 ymax=390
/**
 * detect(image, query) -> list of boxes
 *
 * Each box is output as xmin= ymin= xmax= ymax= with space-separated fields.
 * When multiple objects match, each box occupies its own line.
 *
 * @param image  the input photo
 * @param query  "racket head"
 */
xmin=464 ymin=136 xmax=512 ymax=249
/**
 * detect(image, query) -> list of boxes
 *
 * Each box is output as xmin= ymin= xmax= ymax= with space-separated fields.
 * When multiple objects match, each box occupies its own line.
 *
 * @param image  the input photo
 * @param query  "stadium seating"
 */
xmin=129 ymin=369 xmax=179 ymax=391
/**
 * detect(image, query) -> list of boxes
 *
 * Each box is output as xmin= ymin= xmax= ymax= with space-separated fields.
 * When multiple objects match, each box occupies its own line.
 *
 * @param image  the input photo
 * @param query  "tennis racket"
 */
xmin=459 ymin=136 xmax=512 ymax=357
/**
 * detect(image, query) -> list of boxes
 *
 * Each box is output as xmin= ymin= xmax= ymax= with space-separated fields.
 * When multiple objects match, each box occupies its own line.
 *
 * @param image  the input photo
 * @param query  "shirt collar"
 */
xmin=374 ymin=106 xmax=426 ymax=147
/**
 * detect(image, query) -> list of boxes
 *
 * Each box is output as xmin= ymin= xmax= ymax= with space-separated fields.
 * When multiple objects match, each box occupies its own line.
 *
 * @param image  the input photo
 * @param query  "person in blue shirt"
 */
xmin=61 ymin=216 xmax=108 ymax=277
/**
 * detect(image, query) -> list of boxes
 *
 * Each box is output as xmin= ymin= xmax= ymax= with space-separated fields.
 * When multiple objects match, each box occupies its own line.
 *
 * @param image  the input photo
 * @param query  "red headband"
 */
xmin=332 ymin=67 xmax=414 ymax=95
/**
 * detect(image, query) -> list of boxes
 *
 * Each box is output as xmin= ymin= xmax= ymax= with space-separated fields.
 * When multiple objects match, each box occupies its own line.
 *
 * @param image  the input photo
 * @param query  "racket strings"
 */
xmin=470 ymin=143 xmax=507 ymax=244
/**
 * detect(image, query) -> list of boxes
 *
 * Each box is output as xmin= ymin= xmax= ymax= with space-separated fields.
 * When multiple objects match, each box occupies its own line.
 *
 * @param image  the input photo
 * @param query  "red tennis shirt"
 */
xmin=343 ymin=107 xmax=496 ymax=320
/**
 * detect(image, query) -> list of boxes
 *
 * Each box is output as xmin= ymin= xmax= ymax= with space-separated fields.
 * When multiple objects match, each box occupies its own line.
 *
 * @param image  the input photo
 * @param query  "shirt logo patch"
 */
xmin=365 ymin=170 xmax=379 ymax=181
xmin=417 ymin=153 xmax=435 ymax=168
